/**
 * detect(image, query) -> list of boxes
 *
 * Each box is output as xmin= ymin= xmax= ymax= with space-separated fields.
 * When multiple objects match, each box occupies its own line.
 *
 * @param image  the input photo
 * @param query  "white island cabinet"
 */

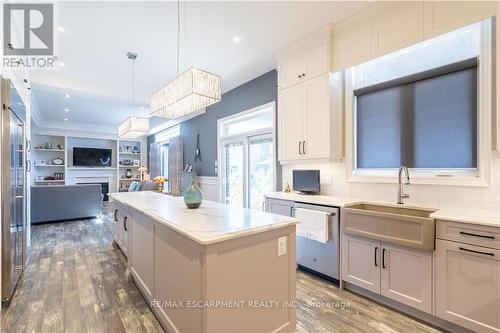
xmin=109 ymin=191 xmax=298 ymax=333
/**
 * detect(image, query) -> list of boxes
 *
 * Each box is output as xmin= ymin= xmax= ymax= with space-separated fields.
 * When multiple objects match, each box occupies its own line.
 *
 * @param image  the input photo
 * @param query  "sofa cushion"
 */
xmin=129 ymin=181 xmax=141 ymax=192
xmin=31 ymin=184 xmax=103 ymax=223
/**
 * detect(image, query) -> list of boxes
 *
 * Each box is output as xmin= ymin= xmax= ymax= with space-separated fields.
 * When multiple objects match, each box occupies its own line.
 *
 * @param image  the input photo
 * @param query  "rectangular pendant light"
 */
xmin=150 ymin=67 xmax=221 ymax=119
xmin=118 ymin=116 xmax=150 ymax=139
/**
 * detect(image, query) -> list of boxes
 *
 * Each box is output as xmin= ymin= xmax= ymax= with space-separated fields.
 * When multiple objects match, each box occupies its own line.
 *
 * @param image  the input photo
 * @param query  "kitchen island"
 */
xmin=108 ymin=191 xmax=299 ymax=333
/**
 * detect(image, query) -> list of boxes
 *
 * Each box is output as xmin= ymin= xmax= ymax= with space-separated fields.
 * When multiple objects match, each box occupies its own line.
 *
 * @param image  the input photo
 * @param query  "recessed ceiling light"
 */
xmin=64 ymin=94 xmax=70 ymax=98
xmin=232 ymin=35 xmax=242 ymax=44
xmin=140 ymin=106 xmax=144 ymax=110
xmin=59 ymin=62 xmax=65 ymax=67
xmin=64 ymin=108 xmax=69 ymax=112
xmin=57 ymin=26 xmax=65 ymax=33
xmin=64 ymin=118 xmax=68 ymax=121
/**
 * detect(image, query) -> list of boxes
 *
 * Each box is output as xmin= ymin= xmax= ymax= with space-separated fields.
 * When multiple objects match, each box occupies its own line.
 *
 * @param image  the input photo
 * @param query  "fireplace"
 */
xmin=77 ymin=182 xmax=110 ymax=201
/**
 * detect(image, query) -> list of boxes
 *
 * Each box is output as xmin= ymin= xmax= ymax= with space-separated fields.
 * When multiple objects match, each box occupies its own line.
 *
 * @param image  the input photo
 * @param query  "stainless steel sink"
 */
xmin=342 ymin=202 xmax=438 ymax=251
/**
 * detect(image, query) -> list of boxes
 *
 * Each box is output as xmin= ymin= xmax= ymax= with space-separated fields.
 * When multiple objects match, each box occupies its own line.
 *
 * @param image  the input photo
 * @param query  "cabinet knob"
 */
xmin=302 ymin=73 xmax=306 ymax=77
xmin=298 ymin=74 xmax=302 ymax=78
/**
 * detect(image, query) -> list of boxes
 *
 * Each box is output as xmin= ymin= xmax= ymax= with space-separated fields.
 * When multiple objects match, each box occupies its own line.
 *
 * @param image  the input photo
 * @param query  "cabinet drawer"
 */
xmin=436 ymin=220 xmax=500 ymax=249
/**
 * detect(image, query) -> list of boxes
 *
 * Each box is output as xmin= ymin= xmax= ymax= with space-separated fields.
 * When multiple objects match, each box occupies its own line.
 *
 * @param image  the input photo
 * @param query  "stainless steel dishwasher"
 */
xmin=293 ymin=202 xmax=340 ymax=281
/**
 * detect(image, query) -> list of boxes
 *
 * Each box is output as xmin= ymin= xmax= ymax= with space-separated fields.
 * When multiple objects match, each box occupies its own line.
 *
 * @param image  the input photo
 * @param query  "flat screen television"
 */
xmin=293 ymin=170 xmax=320 ymax=195
xmin=73 ymin=147 xmax=112 ymax=167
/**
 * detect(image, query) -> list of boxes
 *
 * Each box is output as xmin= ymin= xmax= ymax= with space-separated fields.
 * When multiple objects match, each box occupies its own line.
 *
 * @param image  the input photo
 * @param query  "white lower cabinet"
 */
xmin=129 ymin=210 xmax=154 ymax=301
xmin=342 ymin=234 xmax=432 ymax=313
xmin=436 ymin=239 xmax=500 ymax=333
xmin=342 ymin=234 xmax=381 ymax=293
xmin=380 ymin=243 xmax=432 ymax=313
xmin=112 ymin=201 xmax=129 ymax=256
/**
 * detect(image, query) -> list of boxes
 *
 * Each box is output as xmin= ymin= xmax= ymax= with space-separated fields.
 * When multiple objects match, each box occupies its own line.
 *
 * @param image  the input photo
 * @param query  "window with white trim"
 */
xmin=347 ymin=20 xmax=492 ymax=184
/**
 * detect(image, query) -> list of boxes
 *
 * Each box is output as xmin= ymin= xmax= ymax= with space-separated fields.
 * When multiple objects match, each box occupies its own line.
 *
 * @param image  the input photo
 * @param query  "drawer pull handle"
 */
xmin=114 ymin=209 xmax=118 ymax=222
xmin=382 ymin=248 xmax=386 ymax=269
xmin=374 ymin=247 xmax=378 ymax=267
xmin=459 ymin=231 xmax=495 ymax=240
xmin=459 ymin=247 xmax=494 ymax=257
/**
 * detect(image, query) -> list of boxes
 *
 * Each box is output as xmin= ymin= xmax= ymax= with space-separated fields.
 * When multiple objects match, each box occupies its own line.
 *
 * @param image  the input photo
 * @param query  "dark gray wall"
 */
xmin=148 ymin=69 xmax=282 ymax=190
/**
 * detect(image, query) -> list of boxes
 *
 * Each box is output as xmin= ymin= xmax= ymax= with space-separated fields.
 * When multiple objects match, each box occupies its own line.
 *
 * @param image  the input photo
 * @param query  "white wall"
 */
xmin=282 ymin=153 xmax=500 ymax=211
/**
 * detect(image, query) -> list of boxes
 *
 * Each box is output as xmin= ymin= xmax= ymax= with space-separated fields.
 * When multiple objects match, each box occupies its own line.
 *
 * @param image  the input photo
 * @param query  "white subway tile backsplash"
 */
xmin=282 ymin=156 xmax=500 ymax=211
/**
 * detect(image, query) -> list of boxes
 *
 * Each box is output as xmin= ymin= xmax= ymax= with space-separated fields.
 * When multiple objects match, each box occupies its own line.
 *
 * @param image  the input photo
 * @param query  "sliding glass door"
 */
xmin=222 ymin=134 xmax=273 ymax=209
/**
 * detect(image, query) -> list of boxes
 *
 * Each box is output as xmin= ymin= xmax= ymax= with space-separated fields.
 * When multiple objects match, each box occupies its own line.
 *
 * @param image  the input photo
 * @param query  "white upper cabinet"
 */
xmin=302 ymin=74 xmax=330 ymax=159
xmin=279 ymin=84 xmax=304 ymax=161
xmin=279 ymin=42 xmax=329 ymax=90
xmin=280 ymin=55 xmax=303 ymax=89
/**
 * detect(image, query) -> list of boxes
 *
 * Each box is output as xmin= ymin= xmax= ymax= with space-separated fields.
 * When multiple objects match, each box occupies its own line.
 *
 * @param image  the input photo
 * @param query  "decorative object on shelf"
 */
xmin=132 ymin=144 xmax=140 ymax=153
xmin=284 ymin=183 xmax=292 ymax=193
xmin=52 ymin=157 xmax=64 ymax=165
xmin=36 ymin=160 xmax=47 ymax=166
xmin=194 ymin=133 xmax=201 ymax=162
xmin=125 ymin=169 xmax=132 ymax=179
xmin=119 ymin=52 xmax=150 ymax=138
xmin=153 ymin=176 xmax=168 ymax=192
xmin=37 ymin=176 xmax=44 ymax=181
xmin=149 ymin=0 xmax=220 ymax=120
xmin=45 ymin=143 xmax=52 ymax=149
xmin=183 ymin=181 xmax=203 ymax=209
xmin=35 ymin=144 xmax=43 ymax=150
xmin=133 ymin=160 xmax=140 ymax=166
xmin=44 ymin=176 xmax=55 ymax=180
xmin=123 ymin=159 xmax=131 ymax=166
xmin=56 ymin=144 xmax=62 ymax=150
xmin=53 ymin=172 xmax=64 ymax=180
xmin=138 ymin=166 xmax=148 ymax=180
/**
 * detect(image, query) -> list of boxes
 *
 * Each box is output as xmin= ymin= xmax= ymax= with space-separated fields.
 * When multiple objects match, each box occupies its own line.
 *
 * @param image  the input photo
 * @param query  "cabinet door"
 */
xmin=279 ymin=84 xmax=303 ymax=161
xmin=341 ymin=234 xmax=380 ymax=293
xmin=130 ymin=210 xmax=154 ymax=301
xmin=302 ymin=74 xmax=330 ymax=159
xmin=436 ymin=239 xmax=500 ymax=333
xmin=279 ymin=55 xmax=303 ymax=89
xmin=265 ymin=198 xmax=294 ymax=217
xmin=370 ymin=1 xmax=424 ymax=57
xmin=121 ymin=215 xmax=129 ymax=256
xmin=380 ymin=243 xmax=432 ymax=313
xmin=303 ymin=43 xmax=328 ymax=80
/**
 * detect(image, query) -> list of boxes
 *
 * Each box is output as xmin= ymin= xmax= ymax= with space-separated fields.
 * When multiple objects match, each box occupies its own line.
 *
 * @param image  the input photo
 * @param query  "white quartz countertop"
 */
xmin=109 ymin=191 xmax=299 ymax=245
xmin=264 ymin=192 xmax=500 ymax=228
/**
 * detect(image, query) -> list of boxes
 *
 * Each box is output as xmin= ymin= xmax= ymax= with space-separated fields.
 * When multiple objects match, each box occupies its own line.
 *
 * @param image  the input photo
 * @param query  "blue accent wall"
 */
xmin=148 ymin=69 xmax=281 ymax=190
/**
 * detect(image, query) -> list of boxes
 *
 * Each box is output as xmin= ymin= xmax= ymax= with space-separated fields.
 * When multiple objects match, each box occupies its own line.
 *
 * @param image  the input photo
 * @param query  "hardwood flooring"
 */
xmin=1 ymin=204 xmax=443 ymax=333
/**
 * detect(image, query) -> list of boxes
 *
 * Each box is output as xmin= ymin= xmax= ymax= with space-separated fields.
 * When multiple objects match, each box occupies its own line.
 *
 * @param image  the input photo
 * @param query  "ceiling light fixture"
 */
xmin=57 ymin=26 xmax=65 ymax=33
xmin=59 ymin=62 xmax=65 ymax=67
xmin=150 ymin=0 xmax=221 ymax=120
xmin=64 ymin=94 xmax=70 ymax=98
xmin=64 ymin=118 xmax=68 ymax=121
xmin=232 ymin=35 xmax=242 ymax=44
xmin=119 ymin=52 xmax=150 ymax=139
xmin=64 ymin=108 xmax=69 ymax=112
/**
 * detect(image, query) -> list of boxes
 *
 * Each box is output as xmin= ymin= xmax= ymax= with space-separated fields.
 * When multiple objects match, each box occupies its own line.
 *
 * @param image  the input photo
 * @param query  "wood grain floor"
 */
xmin=1 ymin=204 xmax=443 ymax=333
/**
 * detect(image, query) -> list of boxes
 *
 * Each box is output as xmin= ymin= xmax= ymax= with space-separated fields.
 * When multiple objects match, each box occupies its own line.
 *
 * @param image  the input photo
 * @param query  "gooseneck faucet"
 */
xmin=397 ymin=166 xmax=410 ymax=204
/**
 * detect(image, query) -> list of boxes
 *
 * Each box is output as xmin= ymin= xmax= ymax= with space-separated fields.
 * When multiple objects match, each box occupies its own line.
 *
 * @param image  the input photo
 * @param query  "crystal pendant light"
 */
xmin=119 ymin=52 xmax=149 ymax=138
xmin=150 ymin=0 xmax=221 ymax=120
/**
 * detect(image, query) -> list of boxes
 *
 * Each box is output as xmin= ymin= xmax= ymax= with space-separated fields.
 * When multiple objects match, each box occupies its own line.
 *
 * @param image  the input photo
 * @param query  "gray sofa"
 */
xmin=31 ymin=184 xmax=103 ymax=224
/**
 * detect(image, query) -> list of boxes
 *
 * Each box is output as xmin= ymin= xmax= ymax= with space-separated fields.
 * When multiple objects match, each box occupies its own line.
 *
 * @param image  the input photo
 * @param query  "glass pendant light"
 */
xmin=150 ymin=0 xmax=221 ymax=119
xmin=119 ymin=52 xmax=150 ymax=138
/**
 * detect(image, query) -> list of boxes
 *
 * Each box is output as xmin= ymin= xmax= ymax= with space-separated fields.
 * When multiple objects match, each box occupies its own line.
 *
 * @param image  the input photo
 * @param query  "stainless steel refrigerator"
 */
xmin=1 ymin=77 xmax=26 ymax=305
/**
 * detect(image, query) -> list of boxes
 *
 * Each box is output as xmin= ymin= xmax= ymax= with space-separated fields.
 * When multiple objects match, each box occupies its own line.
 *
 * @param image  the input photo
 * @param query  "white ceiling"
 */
xmin=30 ymin=1 xmax=371 ymax=132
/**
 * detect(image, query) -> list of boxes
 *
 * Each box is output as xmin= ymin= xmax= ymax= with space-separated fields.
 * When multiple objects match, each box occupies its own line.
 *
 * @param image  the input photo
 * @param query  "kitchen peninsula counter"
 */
xmin=109 ymin=191 xmax=298 ymax=333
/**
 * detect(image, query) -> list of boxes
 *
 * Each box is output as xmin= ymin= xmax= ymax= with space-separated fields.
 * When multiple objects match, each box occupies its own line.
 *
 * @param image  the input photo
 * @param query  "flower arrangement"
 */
xmin=153 ymin=176 xmax=168 ymax=192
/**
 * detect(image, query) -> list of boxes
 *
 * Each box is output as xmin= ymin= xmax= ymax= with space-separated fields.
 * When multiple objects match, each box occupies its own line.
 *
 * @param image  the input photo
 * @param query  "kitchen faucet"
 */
xmin=397 ymin=166 xmax=410 ymax=204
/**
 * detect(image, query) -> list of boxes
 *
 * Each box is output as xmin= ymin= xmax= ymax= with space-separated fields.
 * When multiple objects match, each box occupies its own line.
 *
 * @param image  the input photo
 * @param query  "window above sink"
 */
xmin=345 ymin=19 xmax=493 ymax=187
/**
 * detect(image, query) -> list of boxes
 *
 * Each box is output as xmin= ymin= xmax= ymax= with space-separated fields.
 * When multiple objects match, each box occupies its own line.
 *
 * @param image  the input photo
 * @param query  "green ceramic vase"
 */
xmin=183 ymin=181 xmax=203 ymax=209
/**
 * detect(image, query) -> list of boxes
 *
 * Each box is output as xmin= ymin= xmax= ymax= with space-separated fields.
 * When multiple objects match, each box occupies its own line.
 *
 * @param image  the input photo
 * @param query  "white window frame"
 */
xmin=217 ymin=102 xmax=276 ymax=204
xmin=345 ymin=19 xmax=493 ymax=187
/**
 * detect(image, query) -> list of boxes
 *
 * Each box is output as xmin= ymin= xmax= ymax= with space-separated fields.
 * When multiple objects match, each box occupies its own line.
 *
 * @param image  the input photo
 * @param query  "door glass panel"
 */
xmin=249 ymin=138 xmax=273 ymax=210
xmin=224 ymin=142 xmax=244 ymax=207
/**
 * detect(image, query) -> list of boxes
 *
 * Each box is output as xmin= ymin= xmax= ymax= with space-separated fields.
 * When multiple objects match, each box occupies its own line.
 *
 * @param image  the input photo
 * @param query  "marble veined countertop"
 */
xmin=264 ymin=192 xmax=500 ymax=228
xmin=108 ymin=191 xmax=299 ymax=245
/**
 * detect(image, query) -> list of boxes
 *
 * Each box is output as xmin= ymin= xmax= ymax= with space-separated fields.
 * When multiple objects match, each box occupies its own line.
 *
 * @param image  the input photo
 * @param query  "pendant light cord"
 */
xmin=132 ymin=57 xmax=136 ymax=116
xmin=176 ymin=0 xmax=180 ymax=76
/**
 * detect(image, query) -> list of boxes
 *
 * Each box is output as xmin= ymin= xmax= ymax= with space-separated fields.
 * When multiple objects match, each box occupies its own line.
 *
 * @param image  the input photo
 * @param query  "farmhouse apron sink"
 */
xmin=342 ymin=203 xmax=438 ymax=251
